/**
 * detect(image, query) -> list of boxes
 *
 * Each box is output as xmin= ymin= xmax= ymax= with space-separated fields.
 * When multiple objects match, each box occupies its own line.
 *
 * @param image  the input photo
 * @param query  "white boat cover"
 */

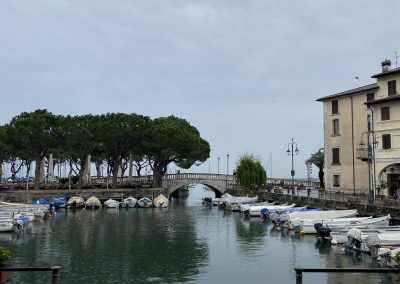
xmin=153 ymin=194 xmax=169 ymax=208
xmin=288 ymin=209 xmax=358 ymax=220
xmin=85 ymin=196 xmax=102 ymax=207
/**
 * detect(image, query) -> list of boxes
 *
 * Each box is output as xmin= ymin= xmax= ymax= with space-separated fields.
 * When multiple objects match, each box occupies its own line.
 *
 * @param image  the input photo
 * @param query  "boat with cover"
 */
xmin=297 ymin=214 xmax=391 ymax=234
xmin=67 ymin=196 xmax=85 ymax=209
xmin=120 ymin=197 xmax=137 ymax=208
xmin=344 ymin=227 xmax=400 ymax=258
xmin=239 ymin=201 xmax=275 ymax=213
xmin=330 ymin=225 xmax=400 ymax=245
xmin=137 ymin=197 xmax=153 ymax=208
xmin=225 ymin=196 xmax=259 ymax=211
xmin=286 ymin=209 xmax=358 ymax=221
xmin=245 ymin=203 xmax=296 ymax=217
xmin=49 ymin=195 xmax=67 ymax=208
xmin=85 ymin=196 xmax=102 ymax=209
xmin=104 ymin=198 xmax=120 ymax=208
xmin=153 ymin=194 xmax=169 ymax=208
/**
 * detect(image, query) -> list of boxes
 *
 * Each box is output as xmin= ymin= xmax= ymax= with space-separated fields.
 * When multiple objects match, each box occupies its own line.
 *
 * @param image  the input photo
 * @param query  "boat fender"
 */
xmin=331 ymin=239 xmax=338 ymax=245
xmin=299 ymin=229 xmax=305 ymax=236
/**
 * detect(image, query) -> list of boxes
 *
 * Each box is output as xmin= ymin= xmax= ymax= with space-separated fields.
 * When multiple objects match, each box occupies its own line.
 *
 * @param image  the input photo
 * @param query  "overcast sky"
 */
xmin=0 ymin=1 xmax=399 ymax=179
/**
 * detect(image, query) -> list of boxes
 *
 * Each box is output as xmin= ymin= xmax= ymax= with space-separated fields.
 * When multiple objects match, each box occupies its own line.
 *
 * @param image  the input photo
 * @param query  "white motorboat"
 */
xmin=137 ymin=197 xmax=153 ymax=208
xmin=85 ymin=196 xmax=102 ymax=209
xmin=296 ymin=215 xmax=391 ymax=234
xmin=153 ymin=194 xmax=169 ymax=208
xmin=330 ymin=225 xmax=400 ymax=245
xmin=120 ymin=197 xmax=137 ymax=208
xmin=286 ymin=209 xmax=358 ymax=221
xmin=225 ymin=196 xmax=259 ymax=211
xmin=246 ymin=204 xmax=296 ymax=217
xmin=104 ymin=198 xmax=120 ymax=209
xmin=239 ymin=201 xmax=275 ymax=213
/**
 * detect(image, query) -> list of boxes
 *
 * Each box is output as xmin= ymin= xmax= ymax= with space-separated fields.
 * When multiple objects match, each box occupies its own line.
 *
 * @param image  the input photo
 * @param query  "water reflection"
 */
xmin=6 ymin=204 xmax=209 ymax=284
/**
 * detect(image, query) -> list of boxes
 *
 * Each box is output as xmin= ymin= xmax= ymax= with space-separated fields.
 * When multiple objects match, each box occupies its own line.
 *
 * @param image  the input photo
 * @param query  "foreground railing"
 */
xmin=0 ymin=266 xmax=61 ymax=284
xmin=294 ymin=267 xmax=400 ymax=284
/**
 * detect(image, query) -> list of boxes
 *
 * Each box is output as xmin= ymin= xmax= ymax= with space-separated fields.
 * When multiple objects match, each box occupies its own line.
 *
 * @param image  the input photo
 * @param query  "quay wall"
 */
xmin=227 ymin=189 xmax=400 ymax=219
xmin=0 ymin=188 xmax=166 ymax=203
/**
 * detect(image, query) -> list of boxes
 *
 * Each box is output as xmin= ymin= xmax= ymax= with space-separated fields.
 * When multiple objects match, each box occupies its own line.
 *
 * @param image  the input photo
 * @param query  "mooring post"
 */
xmin=51 ymin=266 xmax=62 ymax=284
xmin=295 ymin=269 xmax=303 ymax=284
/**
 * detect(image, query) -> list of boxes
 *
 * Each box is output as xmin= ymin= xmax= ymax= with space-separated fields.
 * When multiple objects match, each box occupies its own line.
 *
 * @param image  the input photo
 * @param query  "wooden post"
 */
xmin=51 ymin=266 xmax=62 ymax=284
xmin=295 ymin=269 xmax=303 ymax=284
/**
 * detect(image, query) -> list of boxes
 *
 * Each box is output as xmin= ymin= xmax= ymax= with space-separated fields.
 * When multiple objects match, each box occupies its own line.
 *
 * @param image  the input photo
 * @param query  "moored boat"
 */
xmin=104 ymin=198 xmax=120 ymax=209
xmin=137 ymin=197 xmax=153 ymax=208
xmin=297 ymin=214 xmax=391 ymax=234
xmin=153 ymin=194 xmax=169 ymax=208
xmin=246 ymin=203 xmax=296 ymax=217
xmin=67 ymin=196 xmax=85 ymax=209
xmin=120 ymin=197 xmax=137 ymax=208
xmin=49 ymin=195 xmax=67 ymax=208
xmin=85 ymin=196 xmax=102 ymax=209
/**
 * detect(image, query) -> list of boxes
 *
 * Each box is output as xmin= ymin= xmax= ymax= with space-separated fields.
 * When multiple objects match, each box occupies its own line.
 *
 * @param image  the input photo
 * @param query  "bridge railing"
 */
xmin=87 ymin=174 xmax=319 ymax=188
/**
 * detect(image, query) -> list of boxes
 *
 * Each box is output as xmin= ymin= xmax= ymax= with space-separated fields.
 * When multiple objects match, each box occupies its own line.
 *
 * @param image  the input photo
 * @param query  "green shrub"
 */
xmin=0 ymin=246 xmax=11 ymax=266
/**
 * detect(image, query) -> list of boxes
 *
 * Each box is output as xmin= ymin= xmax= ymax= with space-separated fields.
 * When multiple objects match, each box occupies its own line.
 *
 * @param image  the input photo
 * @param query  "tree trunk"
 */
xmin=77 ymin=157 xmax=87 ymax=189
xmin=112 ymin=164 xmax=119 ymax=188
xmin=318 ymin=167 xmax=324 ymax=188
xmin=152 ymin=166 xmax=163 ymax=187
xmin=34 ymin=157 xmax=42 ymax=190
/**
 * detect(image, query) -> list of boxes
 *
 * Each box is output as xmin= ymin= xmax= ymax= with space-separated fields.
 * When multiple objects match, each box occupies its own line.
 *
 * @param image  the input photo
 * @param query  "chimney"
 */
xmin=381 ymin=59 xmax=391 ymax=72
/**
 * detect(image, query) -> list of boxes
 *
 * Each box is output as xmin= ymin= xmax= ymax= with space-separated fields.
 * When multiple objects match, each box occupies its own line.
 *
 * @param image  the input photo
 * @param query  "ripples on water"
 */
xmin=1 ymin=186 xmax=400 ymax=284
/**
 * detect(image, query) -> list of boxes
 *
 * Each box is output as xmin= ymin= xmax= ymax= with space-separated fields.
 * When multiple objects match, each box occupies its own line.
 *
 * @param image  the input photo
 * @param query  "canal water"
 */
xmin=2 ymin=186 xmax=399 ymax=284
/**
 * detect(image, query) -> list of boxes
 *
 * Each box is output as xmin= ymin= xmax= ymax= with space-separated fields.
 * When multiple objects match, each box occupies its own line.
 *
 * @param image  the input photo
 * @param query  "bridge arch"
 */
xmin=161 ymin=173 xmax=235 ymax=197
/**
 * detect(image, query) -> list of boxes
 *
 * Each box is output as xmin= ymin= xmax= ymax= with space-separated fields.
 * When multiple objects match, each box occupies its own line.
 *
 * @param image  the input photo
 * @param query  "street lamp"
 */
xmin=217 ymin=157 xmax=220 ymax=175
xmin=226 ymin=154 xmax=230 ymax=188
xmin=226 ymin=154 xmax=229 ymax=175
xmin=357 ymin=114 xmax=377 ymax=204
xmin=287 ymin=138 xmax=299 ymax=195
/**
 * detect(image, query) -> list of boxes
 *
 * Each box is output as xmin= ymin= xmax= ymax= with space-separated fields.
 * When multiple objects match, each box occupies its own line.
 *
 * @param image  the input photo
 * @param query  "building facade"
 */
xmin=317 ymin=59 xmax=400 ymax=197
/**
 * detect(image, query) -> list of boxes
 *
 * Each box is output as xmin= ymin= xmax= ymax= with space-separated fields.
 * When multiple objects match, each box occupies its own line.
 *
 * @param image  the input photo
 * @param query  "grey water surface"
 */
xmin=1 ymin=186 xmax=399 ymax=284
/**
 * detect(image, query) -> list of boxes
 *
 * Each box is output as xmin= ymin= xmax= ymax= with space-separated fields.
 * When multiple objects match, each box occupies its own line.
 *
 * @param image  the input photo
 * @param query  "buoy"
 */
xmin=331 ymin=239 xmax=338 ymax=245
xmin=299 ymin=229 xmax=305 ymax=236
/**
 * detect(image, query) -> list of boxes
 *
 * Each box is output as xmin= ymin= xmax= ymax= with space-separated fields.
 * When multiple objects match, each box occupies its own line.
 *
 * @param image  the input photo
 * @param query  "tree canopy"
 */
xmin=143 ymin=116 xmax=210 ymax=187
xmin=306 ymin=148 xmax=324 ymax=188
xmin=0 ymin=110 xmax=210 ymax=189
xmin=235 ymin=153 xmax=267 ymax=189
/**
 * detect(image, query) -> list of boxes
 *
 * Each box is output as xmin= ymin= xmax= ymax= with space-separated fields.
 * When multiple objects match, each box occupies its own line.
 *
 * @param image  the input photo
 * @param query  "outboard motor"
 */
xmin=346 ymin=228 xmax=363 ymax=250
xmin=314 ymin=223 xmax=332 ymax=240
xmin=260 ymin=208 xmax=270 ymax=221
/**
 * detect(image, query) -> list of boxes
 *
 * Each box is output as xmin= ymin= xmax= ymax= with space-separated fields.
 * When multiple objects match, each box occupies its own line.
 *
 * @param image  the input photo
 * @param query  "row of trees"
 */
xmin=0 ymin=109 xmax=211 ymax=190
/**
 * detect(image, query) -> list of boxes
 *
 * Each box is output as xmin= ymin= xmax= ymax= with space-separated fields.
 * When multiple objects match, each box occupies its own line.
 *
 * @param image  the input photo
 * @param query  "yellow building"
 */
xmin=317 ymin=59 xmax=400 ymax=197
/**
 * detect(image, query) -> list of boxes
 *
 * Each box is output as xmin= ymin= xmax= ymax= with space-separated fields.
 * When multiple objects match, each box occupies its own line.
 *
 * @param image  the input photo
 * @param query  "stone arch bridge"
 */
xmin=130 ymin=173 xmax=235 ymax=197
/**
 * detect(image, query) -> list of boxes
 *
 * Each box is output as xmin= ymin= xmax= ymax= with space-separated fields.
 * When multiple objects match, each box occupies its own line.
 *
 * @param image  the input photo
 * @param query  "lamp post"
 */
xmin=357 ymin=114 xmax=376 ymax=204
xmin=287 ymin=138 xmax=299 ymax=195
xmin=226 ymin=154 xmax=229 ymax=189
xmin=217 ymin=157 xmax=220 ymax=175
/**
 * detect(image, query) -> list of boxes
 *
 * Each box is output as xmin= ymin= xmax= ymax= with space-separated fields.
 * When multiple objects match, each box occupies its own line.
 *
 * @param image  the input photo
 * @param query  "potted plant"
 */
xmin=0 ymin=246 xmax=11 ymax=284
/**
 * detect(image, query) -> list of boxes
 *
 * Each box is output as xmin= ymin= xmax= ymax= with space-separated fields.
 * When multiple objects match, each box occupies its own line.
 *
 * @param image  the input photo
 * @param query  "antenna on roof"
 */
xmin=394 ymin=51 xmax=399 ymax=68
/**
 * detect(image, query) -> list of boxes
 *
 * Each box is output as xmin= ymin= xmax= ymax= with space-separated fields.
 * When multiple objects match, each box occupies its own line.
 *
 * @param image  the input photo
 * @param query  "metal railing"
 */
xmin=294 ymin=267 xmax=400 ymax=284
xmin=0 ymin=266 xmax=61 ymax=284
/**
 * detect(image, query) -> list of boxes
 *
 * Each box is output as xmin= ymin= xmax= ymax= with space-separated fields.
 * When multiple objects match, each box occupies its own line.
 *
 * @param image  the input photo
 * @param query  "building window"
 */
xmin=332 ymin=148 xmax=340 ymax=164
xmin=333 ymin=174 xmax=340 ymax=187
xmin=388 ymin=80 xmax=397 ymax=96
xmin=381 ymin=107 xmax=390 ymax=121
xmin=332 ymin=100 xmax=338 ymax=114
xmin=382 ymin=134 xmax=391 ymax=149
xmin=332 ymin=119 xmax=339 ymax=136
xmin=366 ymin=93 xmax=375 ymax=101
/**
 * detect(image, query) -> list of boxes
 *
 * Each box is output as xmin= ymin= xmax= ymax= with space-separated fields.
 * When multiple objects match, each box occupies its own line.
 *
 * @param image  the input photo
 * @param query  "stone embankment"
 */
xmin=0 ymin=188 xmax=166 ymax=203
